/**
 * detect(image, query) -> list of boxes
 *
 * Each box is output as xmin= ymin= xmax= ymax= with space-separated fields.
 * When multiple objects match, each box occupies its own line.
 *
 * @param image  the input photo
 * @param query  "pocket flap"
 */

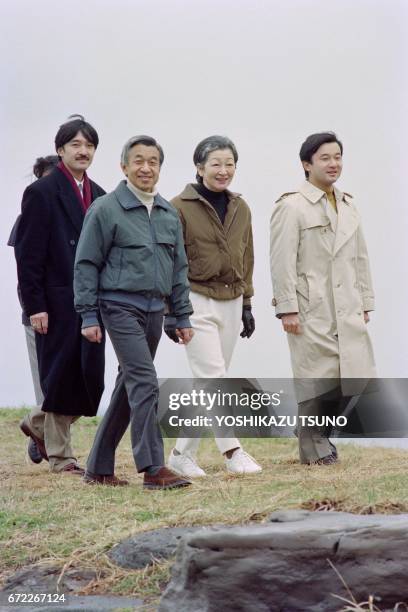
xmin=296 ymin=277 xmax=309 ymax=299
xmin=155 ymin=228 xmax=176 ymax=245
xmin=299 ymin=215 xmax=331 ymax=230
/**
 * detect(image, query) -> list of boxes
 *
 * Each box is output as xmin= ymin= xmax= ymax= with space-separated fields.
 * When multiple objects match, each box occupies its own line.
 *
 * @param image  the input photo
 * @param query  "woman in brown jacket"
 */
xmin=165 ymin=135 xmax=262 ymax=477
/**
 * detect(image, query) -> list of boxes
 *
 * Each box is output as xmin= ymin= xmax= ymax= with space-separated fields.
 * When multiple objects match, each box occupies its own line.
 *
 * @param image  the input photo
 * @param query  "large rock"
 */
xmin=159 ymin=510 xmax=408 ymax=612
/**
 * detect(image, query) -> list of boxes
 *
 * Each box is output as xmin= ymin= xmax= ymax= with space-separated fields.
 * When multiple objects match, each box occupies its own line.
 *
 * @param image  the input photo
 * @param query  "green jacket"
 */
xmin=171 ymin=184 xmax=254 ymax=305
xmin=74 ymin=180 xmax=192 ymax=323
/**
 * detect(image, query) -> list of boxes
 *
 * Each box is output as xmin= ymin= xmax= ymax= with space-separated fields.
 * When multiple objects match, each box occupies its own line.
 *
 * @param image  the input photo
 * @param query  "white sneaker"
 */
xmin=225 ymin=448 xmax=262 ymax=474
xmin=168 ymin=449 xmax=207 ymax=478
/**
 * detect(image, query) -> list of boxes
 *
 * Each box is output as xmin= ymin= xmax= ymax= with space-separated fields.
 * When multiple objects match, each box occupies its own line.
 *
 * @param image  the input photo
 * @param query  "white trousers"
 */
xmin=175 ymin=291 xmax=243 ymax=456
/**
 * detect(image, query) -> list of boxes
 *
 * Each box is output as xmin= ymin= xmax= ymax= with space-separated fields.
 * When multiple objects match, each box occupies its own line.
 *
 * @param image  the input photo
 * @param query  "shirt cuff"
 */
xmin=81 ymin=311 xmax=100 ymax=329
xmin=176 ymin=316 xmax=191 ymax=329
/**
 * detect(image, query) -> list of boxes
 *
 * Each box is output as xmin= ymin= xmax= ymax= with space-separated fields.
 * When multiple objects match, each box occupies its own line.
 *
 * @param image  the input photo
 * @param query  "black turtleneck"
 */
xmin=194 ymin=183 xmax=229 ymax=225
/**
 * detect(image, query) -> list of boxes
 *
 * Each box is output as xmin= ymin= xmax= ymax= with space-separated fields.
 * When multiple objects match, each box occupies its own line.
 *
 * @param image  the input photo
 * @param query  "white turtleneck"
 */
xmin=126 ymin=180 xmax=157 ymax=216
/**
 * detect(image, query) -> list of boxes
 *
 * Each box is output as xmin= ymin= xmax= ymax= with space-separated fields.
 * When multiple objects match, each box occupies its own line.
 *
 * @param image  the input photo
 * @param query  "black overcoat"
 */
xmin=15 ymin=167 xmax=106 ymax=416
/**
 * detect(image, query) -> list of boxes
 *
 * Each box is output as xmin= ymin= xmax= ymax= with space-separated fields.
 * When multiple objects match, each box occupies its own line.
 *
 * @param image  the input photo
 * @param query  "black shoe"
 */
xmin=312 ymin=453 xmax=339 ymax=465
xmin=20 ymin=420 xmax=48 ymax=461
xmin=329 ymin=441 xmax=338 ymax=459
xmin=28 ymin=439 xmax=43 ymax=464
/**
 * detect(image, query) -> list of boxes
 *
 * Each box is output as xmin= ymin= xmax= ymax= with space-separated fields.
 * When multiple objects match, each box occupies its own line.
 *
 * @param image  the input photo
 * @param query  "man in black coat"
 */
xmin=15 ymin=116 xmax=105 ymax=474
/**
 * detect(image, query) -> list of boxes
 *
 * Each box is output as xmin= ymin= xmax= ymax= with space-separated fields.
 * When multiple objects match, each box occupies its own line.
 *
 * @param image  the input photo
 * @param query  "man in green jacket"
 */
xmin=74 ymin=135 xmax=193 ymax=489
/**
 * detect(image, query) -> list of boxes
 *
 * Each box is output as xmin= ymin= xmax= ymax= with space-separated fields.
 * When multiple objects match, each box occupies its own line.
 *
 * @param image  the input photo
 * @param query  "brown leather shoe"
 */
xmin=20 ymin=420 xmax=48 ymax=461
xmin=83 ymin=471 xmax=129 ymax=486
xmin=59 ymin=463 xmax=85 ymax=475
xmin=143 ymin=466 xmax=192 ymax=490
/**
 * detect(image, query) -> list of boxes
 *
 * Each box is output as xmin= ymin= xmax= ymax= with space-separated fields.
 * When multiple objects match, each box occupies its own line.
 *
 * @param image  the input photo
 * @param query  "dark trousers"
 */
xmin=298 ymin=389 xmax=350 ymax=463
xmin=87 ymin=301 xmax=164 ymax=474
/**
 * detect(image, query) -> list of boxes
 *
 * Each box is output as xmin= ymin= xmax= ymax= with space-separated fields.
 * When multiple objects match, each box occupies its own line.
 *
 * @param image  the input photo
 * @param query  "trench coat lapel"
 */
xmin=55 ymin=169 xmax=84 ymax=234
xmin=298 ymin=181 xmax=335 ymax=237
xmin=332 ymin=188 xmax=359 ymax=256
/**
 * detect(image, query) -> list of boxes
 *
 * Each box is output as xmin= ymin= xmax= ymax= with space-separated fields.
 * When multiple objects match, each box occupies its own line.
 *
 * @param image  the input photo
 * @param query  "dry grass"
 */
xmin=1 ymin=408 xmax=408 ymax=605
xmin=328 ymin=559 xmax=408 ymax=612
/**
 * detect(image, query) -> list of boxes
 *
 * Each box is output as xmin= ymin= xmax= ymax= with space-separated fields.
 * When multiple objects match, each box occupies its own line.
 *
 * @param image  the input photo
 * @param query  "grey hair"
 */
xmin=121 ymin=135 xmax=164 ymax=166
xmin=193 ymin=135 xmax=238 ymax=183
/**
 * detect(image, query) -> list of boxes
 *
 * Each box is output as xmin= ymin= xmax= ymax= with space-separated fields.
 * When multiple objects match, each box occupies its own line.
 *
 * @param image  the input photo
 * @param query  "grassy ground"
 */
xmin=1 ymin=408 xmax=408 ymax=607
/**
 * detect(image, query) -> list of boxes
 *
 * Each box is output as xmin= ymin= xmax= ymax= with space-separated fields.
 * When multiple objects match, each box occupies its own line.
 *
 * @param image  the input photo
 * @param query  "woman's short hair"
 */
xmin=193 ymin=135 xmax=238 ymax=183
xmin=33 ymin=155 xmax=59 ymax=179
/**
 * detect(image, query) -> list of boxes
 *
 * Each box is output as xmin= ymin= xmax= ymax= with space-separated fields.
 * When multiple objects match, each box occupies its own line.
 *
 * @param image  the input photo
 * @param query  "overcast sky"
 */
xmin=1 ymin=0 xmax=407 ymax=409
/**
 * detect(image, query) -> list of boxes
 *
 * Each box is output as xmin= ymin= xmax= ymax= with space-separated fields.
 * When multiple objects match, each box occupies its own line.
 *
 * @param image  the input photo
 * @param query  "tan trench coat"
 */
xmin=270 ymin=180 xmax=376 ymax=387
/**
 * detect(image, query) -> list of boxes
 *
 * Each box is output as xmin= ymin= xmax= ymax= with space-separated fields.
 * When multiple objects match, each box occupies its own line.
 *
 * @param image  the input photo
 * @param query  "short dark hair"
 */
xmin=193 ymin=135 xmax=238 ymax=184
xmin=55 ymin=114 xmax=99 ymax=152
xmin=299 ymin=132 xmax=343 ymax=178
xmin=121 ymin=135 xmax=164 ymax=166
xmin=33 ymin=155 xmax=59 ymax=179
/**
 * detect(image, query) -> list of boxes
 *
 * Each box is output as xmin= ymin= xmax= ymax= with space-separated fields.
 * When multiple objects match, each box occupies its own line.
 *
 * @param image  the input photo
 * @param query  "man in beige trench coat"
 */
xmin=269 ymin=132 xmax=376 ymax=464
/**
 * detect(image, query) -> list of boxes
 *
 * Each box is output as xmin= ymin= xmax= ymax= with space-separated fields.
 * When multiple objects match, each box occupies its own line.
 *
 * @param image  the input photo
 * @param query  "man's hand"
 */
xmin=164 ymin=316 xmax=179 ymax=343
xmin=30 ymin=312 xmax=48 ymax=334
xmin=281 ymin=313 xmax=301 ymax=334
xmin=240 ymin=305 xmax=255 ymax=339
xmin=176 ymin=328 xmax=194 ymax=345
xmin=364 ymin=311 xmax=370 ymax=324
xmin=81 ymin=325 xmax=103 ymax=343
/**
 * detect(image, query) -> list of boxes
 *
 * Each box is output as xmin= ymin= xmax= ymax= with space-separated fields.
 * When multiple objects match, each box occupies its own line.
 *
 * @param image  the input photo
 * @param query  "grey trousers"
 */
xmin=297 ymin=390 xmax=348 ymax=463
xmin=87 ymin=301 xmax=164 ymax=475
xmin=23 ymin=325 xmax=79 ymax=472
xmin=24 ymin=325 xmax=43 ymax=406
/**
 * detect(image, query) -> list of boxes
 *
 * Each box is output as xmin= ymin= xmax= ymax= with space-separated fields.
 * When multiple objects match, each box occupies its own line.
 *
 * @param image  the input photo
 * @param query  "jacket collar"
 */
xmin=299 ymin=180 xmax=351 ymax=206
xmin=179 ymin=183 xmax=241 ymax=202
xmin=298 ymin=180 xmax=358 ymax=255
xmin=114 ymin=180 xmax=172 ymax=211
xmin=298 ymin=180 xmax=325 ymax=204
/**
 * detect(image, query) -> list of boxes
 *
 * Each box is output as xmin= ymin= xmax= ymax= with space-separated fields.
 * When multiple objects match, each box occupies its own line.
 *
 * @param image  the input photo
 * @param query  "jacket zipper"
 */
xmin=148 ymin=206 xmax=158 ymax=306
xmin=198 ymin=196 xmax=239 ymax=238
xmin=225 ymin=200 xmax=239 ymax=235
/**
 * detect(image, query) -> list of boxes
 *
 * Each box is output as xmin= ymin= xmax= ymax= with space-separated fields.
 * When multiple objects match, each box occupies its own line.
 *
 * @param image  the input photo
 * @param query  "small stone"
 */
xmin=109 ymin=525 xmax=217 ymax=569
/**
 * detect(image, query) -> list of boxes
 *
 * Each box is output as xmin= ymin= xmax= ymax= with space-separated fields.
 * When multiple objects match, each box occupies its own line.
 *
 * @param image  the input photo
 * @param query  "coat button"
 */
xmin=272 ymin=298 xmax=277 ymax=306
xmin=70 ymin=239 xmax=76 ymax=245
